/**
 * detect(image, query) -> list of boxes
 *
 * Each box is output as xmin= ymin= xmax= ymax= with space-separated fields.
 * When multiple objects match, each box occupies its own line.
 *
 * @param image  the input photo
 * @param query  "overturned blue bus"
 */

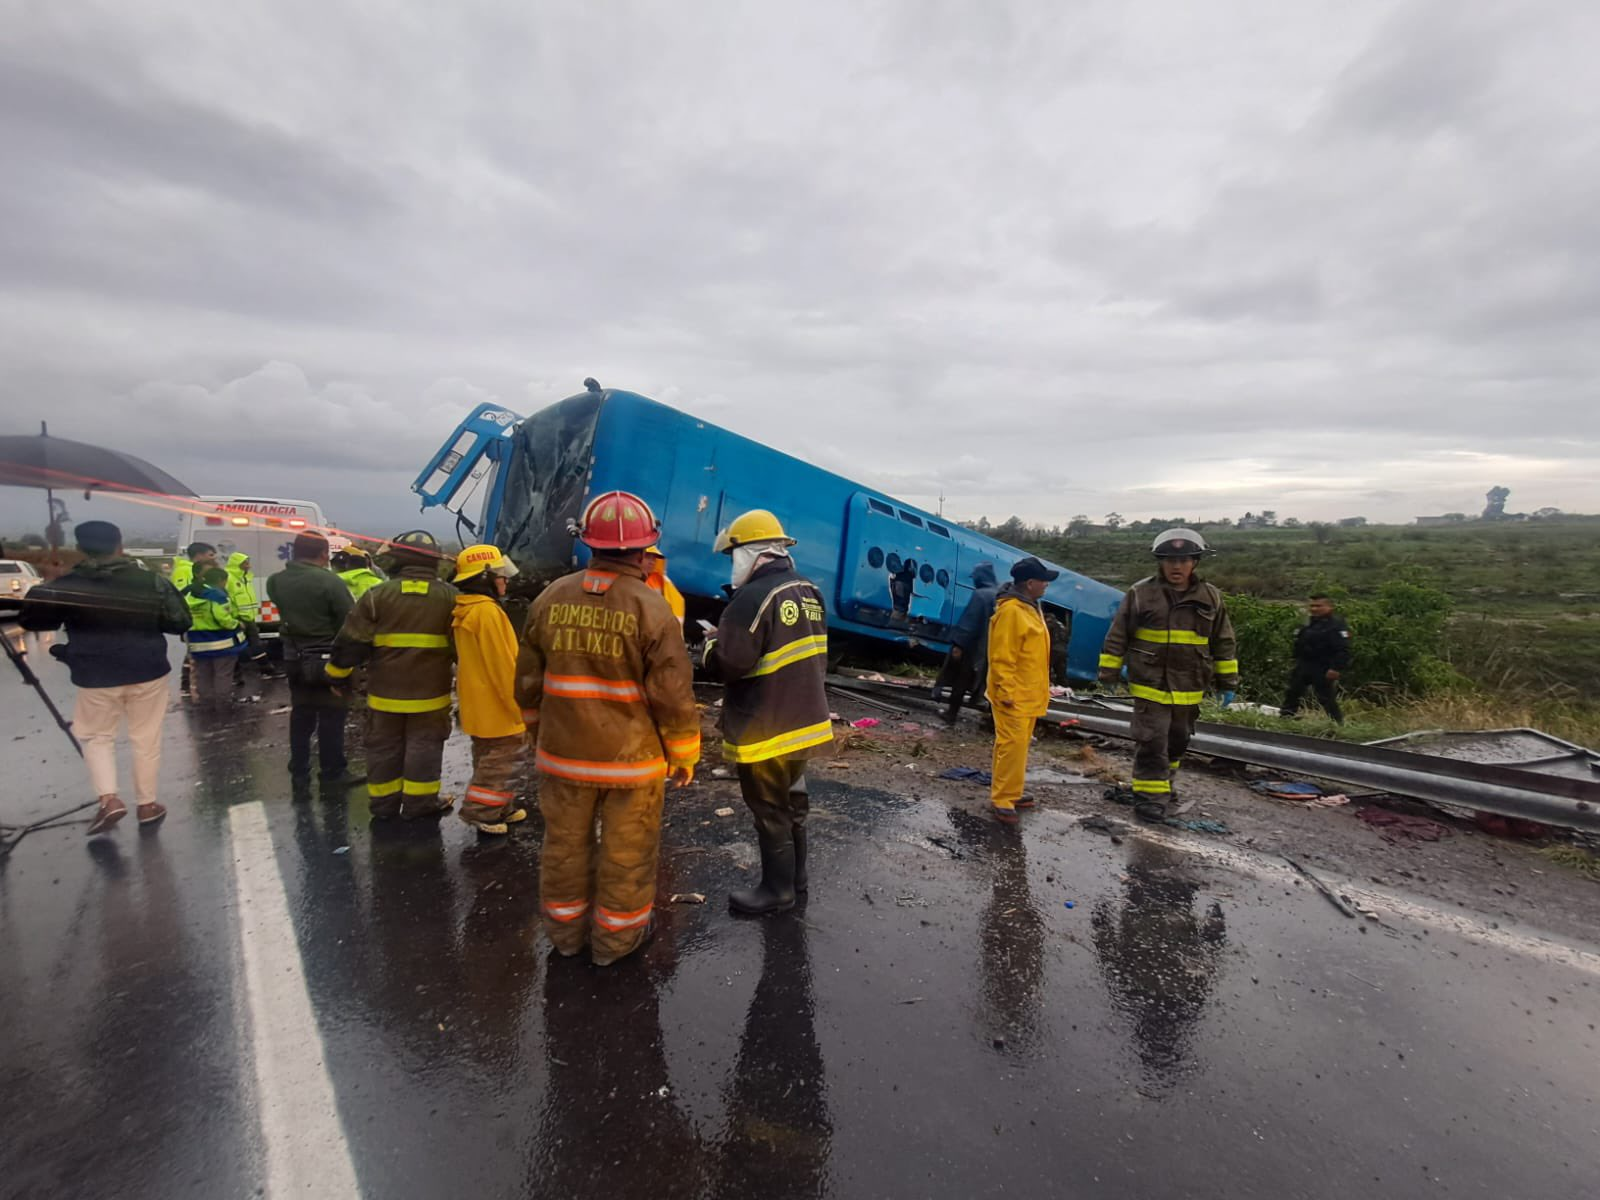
xmin=413 ymin=384 xmax=1123 ymax=680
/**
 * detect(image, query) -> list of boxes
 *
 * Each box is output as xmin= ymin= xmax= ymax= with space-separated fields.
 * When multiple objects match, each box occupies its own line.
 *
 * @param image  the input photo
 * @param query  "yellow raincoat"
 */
xmin=453 ymin=593 xmax=525 ymax=739
xmin=985 ymin=589 xmax=1051 ymax=810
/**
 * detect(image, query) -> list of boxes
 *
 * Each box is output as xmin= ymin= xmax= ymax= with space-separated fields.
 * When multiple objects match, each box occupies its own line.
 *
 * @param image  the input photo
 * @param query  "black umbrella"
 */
xmin=0 ymin=423 xmax=195 ymax=498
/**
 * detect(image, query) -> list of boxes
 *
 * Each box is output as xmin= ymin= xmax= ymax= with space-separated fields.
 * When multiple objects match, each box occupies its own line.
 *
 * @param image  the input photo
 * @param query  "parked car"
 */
xmin=0 ymin=559 xmax=42 ymax=613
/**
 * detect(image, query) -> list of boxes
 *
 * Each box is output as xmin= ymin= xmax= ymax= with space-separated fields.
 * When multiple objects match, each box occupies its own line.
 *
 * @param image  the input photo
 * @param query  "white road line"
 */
xmin=230 ymin=801 xmax=363 ymax=1199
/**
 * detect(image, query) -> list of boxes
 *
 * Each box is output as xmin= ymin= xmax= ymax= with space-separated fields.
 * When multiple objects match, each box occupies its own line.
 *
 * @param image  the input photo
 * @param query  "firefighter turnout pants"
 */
xmin=461 ymin=734 xmax=526 ymax=827
xmin=736 ymin=755 xmax=810 ymax=845
xmin=989 ymin=708 xmax=1038 ymax=812
xmin=539 ymin=779 xmax=663 ymax=966
xmin=1130 ymin=698 xmax=1199 ymax=799
xmin=366 ymin=708 xmax=451 ymax=818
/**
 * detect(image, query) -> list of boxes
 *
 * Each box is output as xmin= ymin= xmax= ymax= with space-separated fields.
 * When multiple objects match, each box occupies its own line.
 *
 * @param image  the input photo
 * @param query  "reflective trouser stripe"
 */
xmin=1170 ymin=760 xmax=1182 ymax=771
xmin=1131 ymin=778 xmax=1172 ymax=794
xmin=402 ymin=779 xmax=441 ymax=796
xmin=1128 ymin=684 xmax=1205 ymax=705
xmin=189 ymin=636 xmax=238 ymax=654
xmin=368 ymin=693 xmax=453 ymax=713
xmin=326 ymin=663 xmax=355 ymax=679
xmin=373 ymin=633 xmax=450 ymax=648
xmin=722 ymin=719 xmax=834 ymax=764
xmin=369 ymin=779 xmax=402 ymax=797
xmin=465 ymin=785 xmax=511 ymax=807
xmin=1134 ymin=629 xmax=1210 ymax=646
xmin=1099 ymin=654 xmax=1124 ymax=669
xmin=1214 ymin=660 xmax=1238 ymax=674
xmin=544 ymin=674 xmax=645 ymax=702
xmin=535 ymin=748 xmax=667 ymax=785
xmin=595 ymin=903 xmax=653 ymax=931
xmin=744 ymin=635 xmax=829 ymax=679
xmin=543 ymin=899 xmax=590 ymax=923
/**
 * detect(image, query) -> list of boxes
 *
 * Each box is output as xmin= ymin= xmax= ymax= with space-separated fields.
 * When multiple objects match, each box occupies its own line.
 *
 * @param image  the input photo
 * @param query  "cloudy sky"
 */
xmin=2 ymin=0 xmax=1597 ymax=542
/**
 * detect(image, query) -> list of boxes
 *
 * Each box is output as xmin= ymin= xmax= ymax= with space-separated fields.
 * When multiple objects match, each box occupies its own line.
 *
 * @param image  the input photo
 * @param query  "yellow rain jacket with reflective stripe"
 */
xmin=706 ymin=558 xmax=833 ymax=764
xmin=453 ymin=593 xmax=525 ymax=739
xmin=986 ymin=588 xmax=1051 ymax=718
xmin=515 ymin=555 xmax=700 ymax=786
xmin=225 ymin=552 xmax=259 ymax=620
xmin=1098 ymin=575 xmax=1239 ymax=705
xmin=328 ymin=566 xmax=457 ymax=712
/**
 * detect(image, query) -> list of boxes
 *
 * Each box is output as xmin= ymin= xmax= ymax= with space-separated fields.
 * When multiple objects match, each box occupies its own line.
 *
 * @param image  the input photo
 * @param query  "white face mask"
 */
xmin=731 ymin=543 xmax=787 ymax=589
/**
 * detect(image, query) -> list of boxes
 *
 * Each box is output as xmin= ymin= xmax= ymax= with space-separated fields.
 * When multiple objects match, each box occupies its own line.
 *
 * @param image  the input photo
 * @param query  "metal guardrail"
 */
xmin=824 ymin=675 xmax=1600 ymax=834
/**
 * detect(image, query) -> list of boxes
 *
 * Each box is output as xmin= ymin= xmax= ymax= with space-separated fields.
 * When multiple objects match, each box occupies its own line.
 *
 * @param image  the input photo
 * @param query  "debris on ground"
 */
xmin=1026 ymin=766 xmax=1096 ymax=786
xmin=1079 ymin=814 xmax=1127 ymax=836
xmin=1538 ymin=844 xmax=1600 ymax=881
xmin=1356 ymin=807 xmax=1450 ymax=842
xmin=1284 ymin=856 xmax=1359 ymax=918
xmin=1472 ymin=813 xmax=1551 ymax=840
xmin=1249 ymin=780 xmax=1353 ymax=808
xmin=668 ymin=893 xmax=707 ymax=905
xmin=1165 ymin=817 xmax=1231 ymax=835
xmin=940 ymin=766 xmax=993 ymax=785
xmin=713 ymin=807 xmax=736 ymax=818
xmin=850 ymin=717 xmax=881 ymax=729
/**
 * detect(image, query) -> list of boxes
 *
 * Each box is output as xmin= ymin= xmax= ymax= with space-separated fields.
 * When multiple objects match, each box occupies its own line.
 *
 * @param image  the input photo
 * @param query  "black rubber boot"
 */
xmin=729 ymin=836 xmax=796 ymax=915
xmin=793 ymin=825 xmax=808 ymax=894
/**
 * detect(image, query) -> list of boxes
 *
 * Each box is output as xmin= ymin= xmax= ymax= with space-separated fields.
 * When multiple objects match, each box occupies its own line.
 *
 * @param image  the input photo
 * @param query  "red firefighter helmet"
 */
xmin=576 ymin=490 xmax=661 ymax=551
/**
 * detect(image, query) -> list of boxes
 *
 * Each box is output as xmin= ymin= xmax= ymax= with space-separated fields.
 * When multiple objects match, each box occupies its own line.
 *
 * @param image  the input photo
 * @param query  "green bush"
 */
xmin=1225 ymin=573 xmax=1459 ymax=703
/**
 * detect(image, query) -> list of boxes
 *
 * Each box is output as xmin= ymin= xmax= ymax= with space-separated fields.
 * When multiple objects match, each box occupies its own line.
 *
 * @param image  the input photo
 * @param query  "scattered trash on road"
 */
xmin=850 ymin=717 xmax=881 ymax=729
xmin=939 ymin=765 xmax=992 ymax=784
xmin=1165 ymin=817 xmax=1231 ymax=835
xmin=1079 ymin=814 xmax=1127 ymax=836
xmin=333 ymin=845 xmax=350 ymax=855
xmin=668 ymin=892 xmax=706 ymax=905
xmin=1250 ymin=780 xmax=1353 ymax=808
xmin=1356 ymin=808 xmax=1449 ymax=842
xmin=713 ymin=807 xmax=735 ymax=818
xmin=1062 ymin=900 xmax=1075 ymax=909
xmin=1284 ymin=856 xmax=1359 ymax=918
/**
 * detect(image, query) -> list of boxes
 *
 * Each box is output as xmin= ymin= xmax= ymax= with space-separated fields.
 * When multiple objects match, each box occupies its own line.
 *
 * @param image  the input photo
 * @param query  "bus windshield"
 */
xmin=497 ymin=392 xmax=604 ymax=575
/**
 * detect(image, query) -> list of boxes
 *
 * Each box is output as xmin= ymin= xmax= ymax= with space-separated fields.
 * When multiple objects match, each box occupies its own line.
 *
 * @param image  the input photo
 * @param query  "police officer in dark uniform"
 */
xmin=1281 ymin=594 xmax=1351 ymax=723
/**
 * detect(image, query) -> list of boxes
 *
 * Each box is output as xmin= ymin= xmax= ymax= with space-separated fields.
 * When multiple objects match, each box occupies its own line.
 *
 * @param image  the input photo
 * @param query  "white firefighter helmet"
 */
xmin=1151 ymin=528 xmax=1209 ymax=558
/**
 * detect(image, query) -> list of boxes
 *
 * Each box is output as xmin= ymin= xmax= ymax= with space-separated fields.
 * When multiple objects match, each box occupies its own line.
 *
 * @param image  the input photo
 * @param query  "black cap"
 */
xmin=75 ymin=520 xmax=122 ymax=555
xmin=292 ymin=532 xmax=330 ymax=561
xmin=1011 ymin=556 xmax=1060 ymax=583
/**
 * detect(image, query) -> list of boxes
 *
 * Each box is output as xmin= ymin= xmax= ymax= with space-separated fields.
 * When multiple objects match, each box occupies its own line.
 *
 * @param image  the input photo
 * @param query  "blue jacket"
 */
xmin=20 ymin=557 xmax=190 ymax=688
xmin=950 ymin=561 xmax=1000 ymax=653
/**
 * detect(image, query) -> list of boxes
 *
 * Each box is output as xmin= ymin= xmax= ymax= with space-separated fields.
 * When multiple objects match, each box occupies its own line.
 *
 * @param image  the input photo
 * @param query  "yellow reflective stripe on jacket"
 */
xmin=534 ymin=748 xmax=667 ymax=785
xmin=722 ymin=719 xmax=835 ymax=764
xmin=401 ymin=580 xmax=430 ymax=594
xmin=401 ymin=779 xmax=441 ymax=796
xmin=368 ymin=693 xmax=453 ymax=713
xmin=1214 ymin=659 xmax=1239 ymax=674
xmin=1099 ymin=653 xmax=1124 ymax=669
xmin=1133 ymin=628 xmax=1210 ymax=646
xmin=744 ymin=634 xmax=829 ymax=679
xmin=1128 ymin=683 xmax=1205 ymax=706
xmin=373 ymin=632 xmax=451 ymax=649
xmin=325 ymin=663 xmax=355 ymax=680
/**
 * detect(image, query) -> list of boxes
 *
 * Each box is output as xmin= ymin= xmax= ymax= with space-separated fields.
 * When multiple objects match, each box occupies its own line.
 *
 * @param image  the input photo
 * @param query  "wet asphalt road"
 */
xmin=2 ymin=624 xmax=1598 ymax=1199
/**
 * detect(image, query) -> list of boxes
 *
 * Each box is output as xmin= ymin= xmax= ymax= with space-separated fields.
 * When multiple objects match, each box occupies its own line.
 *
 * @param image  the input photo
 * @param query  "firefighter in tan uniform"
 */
xmin=515 ymin=491 xmax=700 ymax=966
xmin=703 ymin=509 xmax=833 ymax=915
xmin=1098 ymin=529 xmax=1239 ymax=822
xmin=328 ymin=530 xmax=457 ymax=819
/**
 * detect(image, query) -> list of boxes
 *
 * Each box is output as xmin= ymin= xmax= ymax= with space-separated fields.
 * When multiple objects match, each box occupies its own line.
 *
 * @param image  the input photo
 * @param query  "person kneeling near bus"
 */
xmin=515 ymin=492 xmax=700 ymax=965
xmin=987 ymin=558 xmax=1057 ymax=824
xmin=453 ymin=543 xmax=529 ymax=835
xmin=704 ymin=509 xmax=833 ymax=914
xmin=1098 ymin=529 xmax=1239 ymax=822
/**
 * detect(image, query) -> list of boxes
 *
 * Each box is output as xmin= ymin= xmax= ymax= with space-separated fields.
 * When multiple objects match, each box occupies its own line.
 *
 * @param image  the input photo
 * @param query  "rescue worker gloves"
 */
xmin=577 ymin=490 xmax=660 ymax=551
xmin=453 ymin=543 xmax=519 ymax=583
xmin=1152 ymin=528 xmax=1209 ymax=558
xmin=713 ymin=509 xmax=797 ymax=555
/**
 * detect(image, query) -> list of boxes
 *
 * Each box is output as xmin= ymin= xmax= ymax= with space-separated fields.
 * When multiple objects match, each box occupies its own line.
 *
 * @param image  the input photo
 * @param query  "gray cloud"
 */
xmin=1 ymin=0 xmax=1597 ymax=544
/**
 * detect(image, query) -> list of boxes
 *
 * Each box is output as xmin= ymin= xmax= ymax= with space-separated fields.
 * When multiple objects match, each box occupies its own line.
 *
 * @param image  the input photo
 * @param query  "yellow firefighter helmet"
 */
xmin=453 ymin=543 xmax=519 ymax=582
xmin=713 ymin=509 xmax=797 ymax=555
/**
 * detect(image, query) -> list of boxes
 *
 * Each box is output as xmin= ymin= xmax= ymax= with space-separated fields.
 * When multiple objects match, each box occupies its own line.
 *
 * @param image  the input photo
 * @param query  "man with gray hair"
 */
xmin=21 ymin=520 xmax=191 ymax=835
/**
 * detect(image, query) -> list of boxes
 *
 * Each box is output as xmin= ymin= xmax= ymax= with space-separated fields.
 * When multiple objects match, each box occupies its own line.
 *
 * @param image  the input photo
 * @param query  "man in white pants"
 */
xmin=20 ymin=521 xmax=191 ymax=835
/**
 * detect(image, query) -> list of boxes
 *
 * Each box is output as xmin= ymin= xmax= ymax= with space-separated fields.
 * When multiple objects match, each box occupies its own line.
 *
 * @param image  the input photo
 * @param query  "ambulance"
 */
xmin=176 ymin=497 xmax=330 ymax=642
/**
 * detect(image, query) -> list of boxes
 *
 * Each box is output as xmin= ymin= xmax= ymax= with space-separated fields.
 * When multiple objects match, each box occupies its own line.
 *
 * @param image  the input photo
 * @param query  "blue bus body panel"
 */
xmin=415 ymin=389 xmax=1123 ymax=680
xmin=579 ymin=392 xmax=1122 ymax=680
